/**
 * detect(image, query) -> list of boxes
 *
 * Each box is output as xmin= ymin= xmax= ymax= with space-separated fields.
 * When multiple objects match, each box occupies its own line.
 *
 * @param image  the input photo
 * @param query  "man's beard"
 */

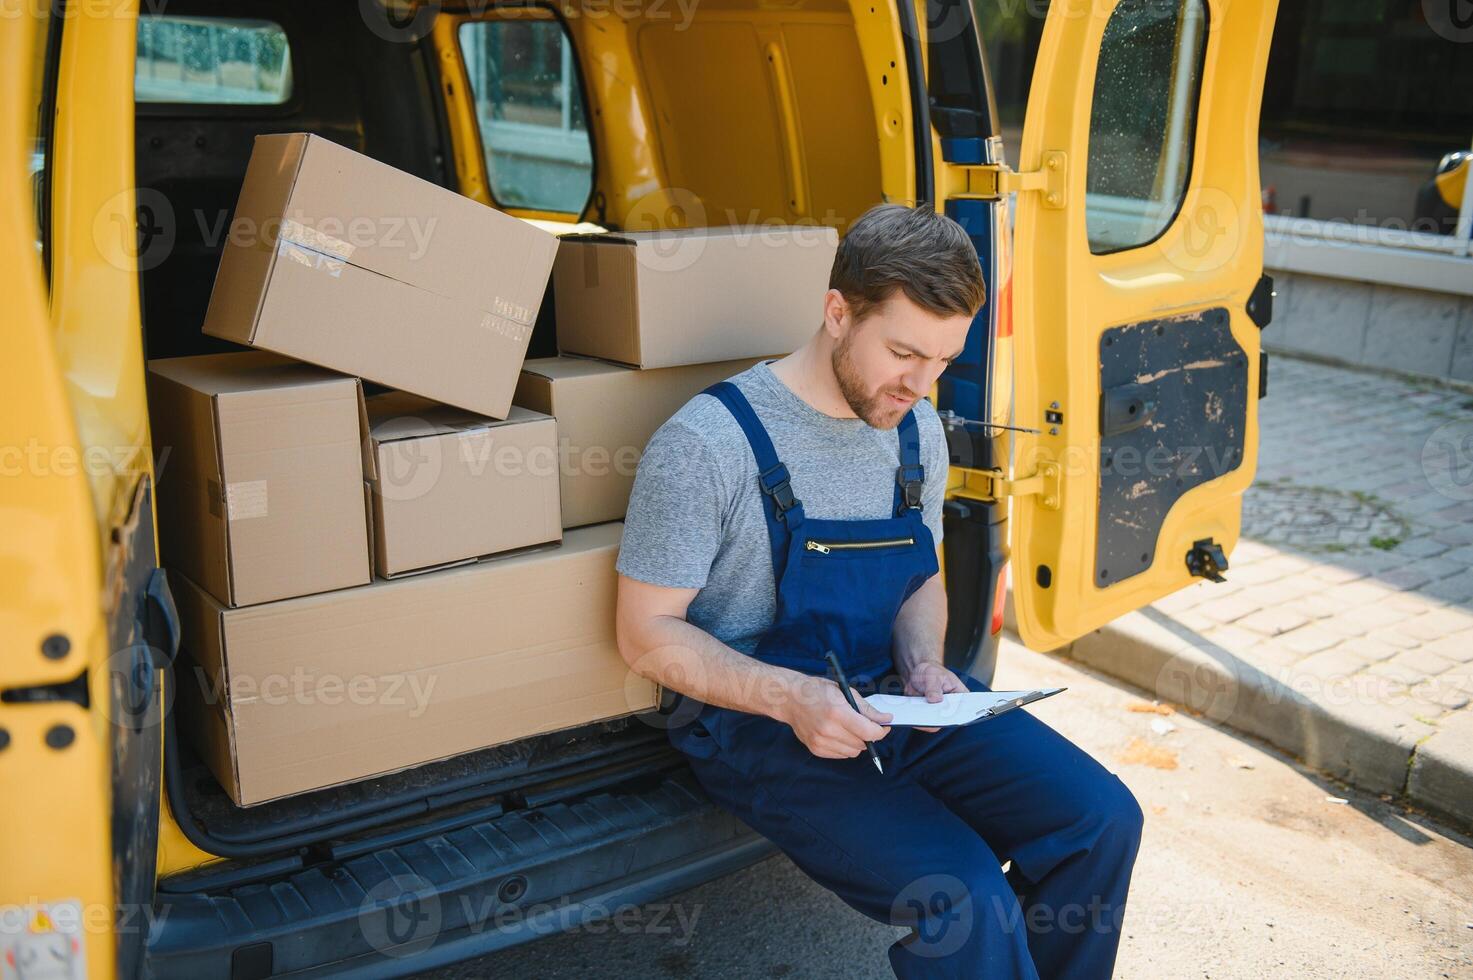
xmin=832 ymin=333 xmax=919 ymax=430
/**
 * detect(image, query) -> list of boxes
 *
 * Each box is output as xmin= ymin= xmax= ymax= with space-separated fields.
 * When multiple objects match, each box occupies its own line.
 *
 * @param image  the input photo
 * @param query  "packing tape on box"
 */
xmin=273 ymin=216 xmax=535 ymax=342
xmin=224 ymin=480 xmax=269 ymax=521
xmin=276 ymin=219 xmax=356 ymax=278
xmin=279 ymin=219 xmax=356 ymax=259
xmin=582 ymin=242 xmax=599 ymax=288
xmin=276 ymin=239 xmax=346 ymax=278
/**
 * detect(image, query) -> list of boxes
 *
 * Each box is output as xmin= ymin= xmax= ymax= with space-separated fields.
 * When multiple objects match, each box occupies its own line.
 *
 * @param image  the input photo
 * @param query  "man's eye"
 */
xmin=890 ymin=349 xmax=914 ymax=360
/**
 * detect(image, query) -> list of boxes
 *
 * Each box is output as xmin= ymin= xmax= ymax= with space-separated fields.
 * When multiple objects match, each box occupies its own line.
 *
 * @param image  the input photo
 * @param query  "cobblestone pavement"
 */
xmin=1135 ymin=353 xmax=1473 ymax=822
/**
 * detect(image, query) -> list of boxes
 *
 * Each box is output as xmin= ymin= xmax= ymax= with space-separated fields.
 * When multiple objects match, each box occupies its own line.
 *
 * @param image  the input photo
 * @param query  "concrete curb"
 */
xmin=1408 ymin=713 xmax=1473 ymax=827
xmin=1004 ymin=590 xmax=1472 ymax=831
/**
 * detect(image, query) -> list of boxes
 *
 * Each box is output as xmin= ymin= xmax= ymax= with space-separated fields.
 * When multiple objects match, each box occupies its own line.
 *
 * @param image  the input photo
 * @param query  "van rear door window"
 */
xmin=457 ymin=19 xmax=592 ymax=215
xmin=135 ymin=16 xmax=292 ymax=105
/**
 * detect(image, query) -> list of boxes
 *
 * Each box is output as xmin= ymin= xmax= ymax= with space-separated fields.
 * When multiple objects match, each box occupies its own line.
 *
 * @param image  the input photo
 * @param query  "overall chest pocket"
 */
xmin=790 ymin=531 xmax=926 ymax=633
xmin=801 ymin=535 xmax=916 ymax=557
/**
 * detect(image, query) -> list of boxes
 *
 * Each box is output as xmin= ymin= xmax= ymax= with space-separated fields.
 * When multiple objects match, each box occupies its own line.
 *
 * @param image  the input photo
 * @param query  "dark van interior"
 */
xmin=135 ymin=2 xmax=713 ymax=898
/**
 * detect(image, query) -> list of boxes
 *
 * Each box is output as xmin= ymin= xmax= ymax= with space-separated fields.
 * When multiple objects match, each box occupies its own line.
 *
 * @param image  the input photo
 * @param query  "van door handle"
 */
xmin=1099 ymin=382 xmax=1159 ymax=437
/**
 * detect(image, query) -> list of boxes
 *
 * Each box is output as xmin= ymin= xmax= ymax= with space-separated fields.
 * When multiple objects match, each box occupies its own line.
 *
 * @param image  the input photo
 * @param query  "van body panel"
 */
xmin=1009 ymin=0 xmax=1278 ymax=650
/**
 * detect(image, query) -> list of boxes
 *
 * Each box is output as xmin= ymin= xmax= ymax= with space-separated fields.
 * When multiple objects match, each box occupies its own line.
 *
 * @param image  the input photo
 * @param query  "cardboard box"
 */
xmin=203 ymin=133 xmax=558 ymax=419
xmin=515 ymin=355 xmax=764 ymax=528
xmin=172 ymin=522 xmax=657 ymax=807
xmin=552 ymin=225 xmax=838 ymax=369
xmin=365 ymin=391 xmax=562 ymax=577
xmin=147 ymin=351 xmax=371 ymax=607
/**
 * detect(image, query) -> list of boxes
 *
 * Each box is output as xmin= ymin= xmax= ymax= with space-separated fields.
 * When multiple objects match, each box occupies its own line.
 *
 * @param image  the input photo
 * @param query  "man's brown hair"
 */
xmin=828 ymin=203 xmax=987 ymax=324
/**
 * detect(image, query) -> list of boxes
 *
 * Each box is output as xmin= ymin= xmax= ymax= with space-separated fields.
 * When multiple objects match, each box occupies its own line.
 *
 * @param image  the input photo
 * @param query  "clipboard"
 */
xmin=863 ymin=687 xmax=1068 ymax=728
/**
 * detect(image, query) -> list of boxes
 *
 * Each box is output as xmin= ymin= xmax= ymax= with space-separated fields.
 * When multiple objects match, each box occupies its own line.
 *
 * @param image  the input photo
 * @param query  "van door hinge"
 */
xmin=947 ymin=461 xmax=1062 ymax=509
xmin=952 ymin=152 xmax=1068 ymax=208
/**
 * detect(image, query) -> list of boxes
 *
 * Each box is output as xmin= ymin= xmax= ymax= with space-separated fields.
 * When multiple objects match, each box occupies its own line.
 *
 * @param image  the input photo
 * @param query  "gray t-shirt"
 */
xmin=615 ymin=359 xmax=949 ymax=656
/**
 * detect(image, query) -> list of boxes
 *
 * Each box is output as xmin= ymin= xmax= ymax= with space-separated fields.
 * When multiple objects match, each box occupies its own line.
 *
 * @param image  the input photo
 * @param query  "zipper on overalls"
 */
xmin=804 ymin=537 xmax=915 ymax=554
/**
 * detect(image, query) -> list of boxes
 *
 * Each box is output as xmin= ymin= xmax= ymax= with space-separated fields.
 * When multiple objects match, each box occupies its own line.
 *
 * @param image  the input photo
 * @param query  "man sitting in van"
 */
xmin=615 ymin=203 xmax=1143 ymax=979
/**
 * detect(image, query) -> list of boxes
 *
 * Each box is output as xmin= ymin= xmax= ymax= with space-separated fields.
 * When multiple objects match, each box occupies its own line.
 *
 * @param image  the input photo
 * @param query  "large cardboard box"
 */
xmin=147 ymin=351 xmax=371 ymax=607
xmin=203 ymin=133 xmax=558 ymax=419
xmin=552 ymin=225 xmax=838 ymax=369
xmin=514 ymin=355 xmax=764 ymax=528
xmin=365 ymin=391 xmax=562 ymax=577
xmin=172 ymin=522 xmax=657 ymax=807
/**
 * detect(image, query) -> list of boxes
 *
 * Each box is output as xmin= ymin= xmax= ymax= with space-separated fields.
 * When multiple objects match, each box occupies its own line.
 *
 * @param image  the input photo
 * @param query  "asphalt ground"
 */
xmin=426 ymin=635 xmax=1473 ymax=979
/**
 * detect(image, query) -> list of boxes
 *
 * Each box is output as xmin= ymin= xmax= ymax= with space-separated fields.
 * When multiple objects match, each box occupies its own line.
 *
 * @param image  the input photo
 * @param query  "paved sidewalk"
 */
xmin=1008 ymin=354 xmax=1473 ymax=829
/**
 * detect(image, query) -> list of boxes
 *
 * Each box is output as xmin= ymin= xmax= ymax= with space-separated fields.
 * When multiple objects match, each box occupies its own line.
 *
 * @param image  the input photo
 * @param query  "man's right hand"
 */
xmin=780 ymin=677 xmax=893 ymax=759
xmin=616 ymin=577 xmax=895 ymax=759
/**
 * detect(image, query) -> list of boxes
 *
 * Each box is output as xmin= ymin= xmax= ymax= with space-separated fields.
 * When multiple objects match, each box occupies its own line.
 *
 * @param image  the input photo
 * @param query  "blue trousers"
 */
xmin=679 ymin=673 xmax=1144 ymax=979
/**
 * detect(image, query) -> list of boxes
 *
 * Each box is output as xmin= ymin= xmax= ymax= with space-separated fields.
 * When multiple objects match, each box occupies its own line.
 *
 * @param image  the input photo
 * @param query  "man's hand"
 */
xmin=779 ymin=676 xmax=893 ymax=759
xmin=901 ymin=660 xmax=968 ymax=733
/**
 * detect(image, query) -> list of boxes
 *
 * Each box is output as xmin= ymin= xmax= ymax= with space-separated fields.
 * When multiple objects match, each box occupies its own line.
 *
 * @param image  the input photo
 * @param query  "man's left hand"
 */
xmin=901 ymin=661 xmax=968 ymax=733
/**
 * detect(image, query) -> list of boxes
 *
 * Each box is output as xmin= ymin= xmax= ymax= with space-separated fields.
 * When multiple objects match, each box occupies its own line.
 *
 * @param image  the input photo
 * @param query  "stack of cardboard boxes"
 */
xmin=152 ymin=133 xmax=838 ymax=807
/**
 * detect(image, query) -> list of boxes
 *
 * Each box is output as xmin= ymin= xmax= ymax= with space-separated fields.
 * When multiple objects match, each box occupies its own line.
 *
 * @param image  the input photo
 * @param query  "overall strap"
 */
xmin=701 ymin=382 xmax=803 ymax=579
xmin=893 ymin=408 xmax=926 ymax=516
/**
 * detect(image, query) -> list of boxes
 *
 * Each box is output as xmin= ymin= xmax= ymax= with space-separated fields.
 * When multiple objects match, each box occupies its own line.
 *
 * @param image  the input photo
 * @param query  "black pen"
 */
xmin=825 ymin=652 xmax=884 ymax=775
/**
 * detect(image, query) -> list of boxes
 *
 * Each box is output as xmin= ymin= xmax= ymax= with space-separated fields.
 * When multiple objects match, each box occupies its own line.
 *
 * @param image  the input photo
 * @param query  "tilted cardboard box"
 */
xmin=364 ymin=391 xmax=562 ymax=578
xmin=552 ymin=225 xmax=838 ymax=369
xmin=203 ymin=133 xmax=557 ymax=419
xmin=171 ymin=522 xmax=658 ymax=807
xmin=514 ymin=355 xmax=765 ymax=528
xmin=147 ymin=351 xmax=371 ymax=607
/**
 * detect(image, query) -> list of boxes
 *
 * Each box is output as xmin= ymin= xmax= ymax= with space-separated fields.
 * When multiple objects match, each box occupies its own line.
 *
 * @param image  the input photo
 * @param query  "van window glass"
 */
xmin=136 ymin=17 xmax=292 ymax=105
xmin=1085 ymin=0 xmax=1207 ymax=253
xmin=457 ymin=19 xmax=592 ymax=214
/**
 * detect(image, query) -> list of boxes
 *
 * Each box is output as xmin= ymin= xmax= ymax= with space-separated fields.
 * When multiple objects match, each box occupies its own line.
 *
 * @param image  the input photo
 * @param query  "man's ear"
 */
xmin=823 ymin=289 xmax=854 ymax=340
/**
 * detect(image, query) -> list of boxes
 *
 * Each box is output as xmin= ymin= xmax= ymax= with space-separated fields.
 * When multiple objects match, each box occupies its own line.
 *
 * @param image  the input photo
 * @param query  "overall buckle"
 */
xmin=896 ymin=464 xmax=925 ymax=513
xmin=759 ymin=463 xmax=799 ymax=521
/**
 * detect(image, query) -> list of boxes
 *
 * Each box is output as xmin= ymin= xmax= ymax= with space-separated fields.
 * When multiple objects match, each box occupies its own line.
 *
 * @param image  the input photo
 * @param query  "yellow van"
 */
xmin=2 ymin=0 xmax=1276 ymax=975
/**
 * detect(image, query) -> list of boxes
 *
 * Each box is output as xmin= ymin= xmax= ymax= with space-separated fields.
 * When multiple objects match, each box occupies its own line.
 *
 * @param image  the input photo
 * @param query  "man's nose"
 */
xmin=905 ymin=361 xmax=945 ymax=394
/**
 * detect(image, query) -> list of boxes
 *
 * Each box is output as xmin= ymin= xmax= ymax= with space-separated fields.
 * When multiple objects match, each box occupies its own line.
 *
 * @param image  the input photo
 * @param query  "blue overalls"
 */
xmin=667 ymin=382 xmax=1144 ymax=980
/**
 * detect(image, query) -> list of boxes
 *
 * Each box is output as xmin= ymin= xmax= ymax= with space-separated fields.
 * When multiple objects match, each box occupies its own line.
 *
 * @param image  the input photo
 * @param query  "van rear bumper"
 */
xmin=144 ymin=770 xmax=772 ymax=978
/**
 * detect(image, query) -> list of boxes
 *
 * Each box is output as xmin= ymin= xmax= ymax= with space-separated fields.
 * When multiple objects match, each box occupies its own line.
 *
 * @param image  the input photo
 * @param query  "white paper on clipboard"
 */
xmin=864 ymin=688 xmax=1066 ymax=727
